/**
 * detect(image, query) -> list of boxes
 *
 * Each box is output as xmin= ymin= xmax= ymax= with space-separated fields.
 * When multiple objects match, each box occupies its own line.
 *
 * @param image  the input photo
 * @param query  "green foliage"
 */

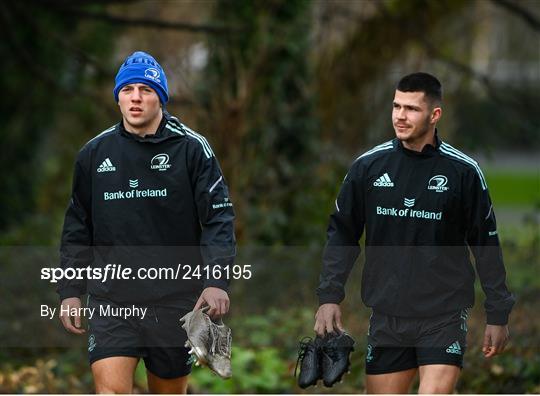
xmin=200 ymin=0 xmax=324 ymax=244
xmin=464 ymin=349 xmax=540 ymax=393
xmin=501 ymin=221 xmax=540 ymax=294
xmin=190 ymin=346 xmax=290 ymax=393
xmin=457 ymin=302 xmax=540 ymax=394
xmin=134 ymin=360 xmax=148 ymax=391
xmin=0 ymin=351 xmax=93 ymax=393
xmin=0 ymin=1 xmax=115 ymax=233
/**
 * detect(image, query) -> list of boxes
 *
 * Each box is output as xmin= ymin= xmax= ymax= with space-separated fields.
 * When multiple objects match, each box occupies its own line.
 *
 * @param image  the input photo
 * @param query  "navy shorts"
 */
xmin=365 ymin=309 xmax=469 ymax=374
xmin=86 ymin=295 xmax=193 ymax=379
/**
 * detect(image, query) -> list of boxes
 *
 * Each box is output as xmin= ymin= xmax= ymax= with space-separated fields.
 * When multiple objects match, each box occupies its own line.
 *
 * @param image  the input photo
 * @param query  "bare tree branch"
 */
xmin=0 ymin=2 xmax=118 ymax=117
xmin=34 ymin=3 xmax=241 ymax=34
xmin=421 ymin=40 xmax=495 ymax=92
xmin=421 ymin=39 xmax=537 ymax=132
xmin=37 ymin=0 xmax=139 ymax=5
xmin=490 ymin=0 xmax=540 ymax=32
xmin=11 ymin=1 xmax=111 ymax=78
xmin=0 ymin=2 xmax=63 ymax=92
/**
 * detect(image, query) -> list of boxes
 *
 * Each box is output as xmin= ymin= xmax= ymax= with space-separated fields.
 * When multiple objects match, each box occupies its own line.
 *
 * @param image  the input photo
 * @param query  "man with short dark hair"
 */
xmin=314 ymin=72 xmax=514 ymax=393
xmin=58 ymin=51 xmax=235 ymax=393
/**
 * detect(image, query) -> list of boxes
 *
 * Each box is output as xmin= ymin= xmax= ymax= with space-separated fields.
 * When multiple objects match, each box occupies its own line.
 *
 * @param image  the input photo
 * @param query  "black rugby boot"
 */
xmin=321 ymin=331 xmax=355 ymax=387
xmin=295 ymin=336 xmax=323 ymax=388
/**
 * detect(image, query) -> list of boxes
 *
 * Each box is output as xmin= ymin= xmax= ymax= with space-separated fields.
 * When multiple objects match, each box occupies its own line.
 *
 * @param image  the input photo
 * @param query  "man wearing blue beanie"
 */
xmin=57 ymin=51 xmax=236 ymax=393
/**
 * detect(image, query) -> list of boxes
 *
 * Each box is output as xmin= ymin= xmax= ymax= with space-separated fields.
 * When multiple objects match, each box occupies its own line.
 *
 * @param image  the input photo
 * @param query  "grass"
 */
xmin=485 ymin=169 xmax=539 ymax=207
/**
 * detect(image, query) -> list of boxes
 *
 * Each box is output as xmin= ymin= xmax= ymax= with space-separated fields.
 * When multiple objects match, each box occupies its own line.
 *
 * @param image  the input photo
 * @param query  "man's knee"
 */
xmin=418 ymin=364 xmax=460 ymax=394
xmin=91 ymin=356 xmax=138 ymax=394
xmin=418 ymin=383 xmax=455 ymax=394
xmin=94 ymin=381 xmax=132 ymax=394
xmin=147 ymin=371 xmax=189 ymax=394
xmin=366 ymin=368 xmax=418 ymax=394
xmin=93 ymin=373 xmax=133 ymax=394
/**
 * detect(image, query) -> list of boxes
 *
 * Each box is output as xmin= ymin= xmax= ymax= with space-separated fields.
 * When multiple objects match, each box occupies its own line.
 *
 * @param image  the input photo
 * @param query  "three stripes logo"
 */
xmin=129 ymin=179 xmax=139 ymax=188
xmin=97 ymin=158 xmax=116 ymax=173
xmin=403 ymin=197 xmax=415 ymax=207
xmin=446 ymin=341 xmax=462 ymax=355
xmin=460 ymin=309 xmax=469 ymax=332
xmin=373 ymin=173 xmax=394 ymax=187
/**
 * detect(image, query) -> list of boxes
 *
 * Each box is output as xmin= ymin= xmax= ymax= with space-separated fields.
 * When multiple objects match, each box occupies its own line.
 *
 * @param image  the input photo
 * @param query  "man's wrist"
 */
xmin=203 ymin=279 xmax=229 ymax=293
xmin=318 ymin=293 xmax=343 ymax=306
xmin=486 ymin=311 xmax=509 ymax=326
xmin=58 ymin=287 xmax=84 ymax=302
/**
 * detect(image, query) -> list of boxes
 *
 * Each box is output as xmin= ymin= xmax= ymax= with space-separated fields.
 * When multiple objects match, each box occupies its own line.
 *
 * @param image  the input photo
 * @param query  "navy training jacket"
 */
xmin=317 ymin=132 xmax=515 ymax=325
xmin=58 ymin=112 xmax=235 ymax=306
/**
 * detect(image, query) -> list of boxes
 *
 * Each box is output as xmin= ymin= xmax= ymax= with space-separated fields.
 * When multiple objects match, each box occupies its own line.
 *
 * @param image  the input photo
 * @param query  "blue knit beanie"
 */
xmin=113 ymin=51 xmax=169 ymax=104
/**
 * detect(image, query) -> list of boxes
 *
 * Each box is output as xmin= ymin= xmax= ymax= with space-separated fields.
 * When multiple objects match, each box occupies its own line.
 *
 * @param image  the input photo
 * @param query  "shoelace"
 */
xmin=209 ymin=321 xmax=232 ymax=357
xmin=294 ymin=337 xmax=315 ymax=377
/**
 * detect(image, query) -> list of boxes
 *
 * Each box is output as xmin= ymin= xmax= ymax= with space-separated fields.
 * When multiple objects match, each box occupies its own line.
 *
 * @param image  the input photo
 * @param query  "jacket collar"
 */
xmin=119 ymin=113 xmax=180 ymax=143
xmin=396 ymin=129 xmax=441 ymax=156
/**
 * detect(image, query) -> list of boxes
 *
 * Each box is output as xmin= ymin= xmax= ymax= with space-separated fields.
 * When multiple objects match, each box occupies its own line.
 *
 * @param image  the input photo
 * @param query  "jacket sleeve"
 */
xmin=317 ymin=162 xmax=365 ymax=305
xmin=57 ymin=151 xmax=94 ymax=301
xmin=465 ymin=168 xmax=515 ymax=325
xmin=188 ymin=139 xmax=236 ymax=292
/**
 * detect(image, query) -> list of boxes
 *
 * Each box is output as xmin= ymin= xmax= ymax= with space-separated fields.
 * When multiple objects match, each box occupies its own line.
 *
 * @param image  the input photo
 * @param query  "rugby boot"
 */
xmin=180 ymin=308 xmax=211 ymax=365
xmin=180 ymin=307 xmax=232 ymax=379
xmin=206 ymin=318 xmax=232 ymax=379
xmin=295 ymin=336 xmax=324 ymax=388
xmin=321 ymin=331 xmax=355 ymax=387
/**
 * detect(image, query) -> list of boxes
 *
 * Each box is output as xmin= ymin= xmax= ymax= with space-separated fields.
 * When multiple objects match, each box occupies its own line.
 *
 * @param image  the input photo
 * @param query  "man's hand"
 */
xmin=314 ymin=303 xmax=344 ymax=336
xmin=59 ymin=297 xmax=86 ymax=334
xmin=482 ymin=324 xmax=509 ymax=358
xmin=194 ymin=287 xmax=230 ymax=318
